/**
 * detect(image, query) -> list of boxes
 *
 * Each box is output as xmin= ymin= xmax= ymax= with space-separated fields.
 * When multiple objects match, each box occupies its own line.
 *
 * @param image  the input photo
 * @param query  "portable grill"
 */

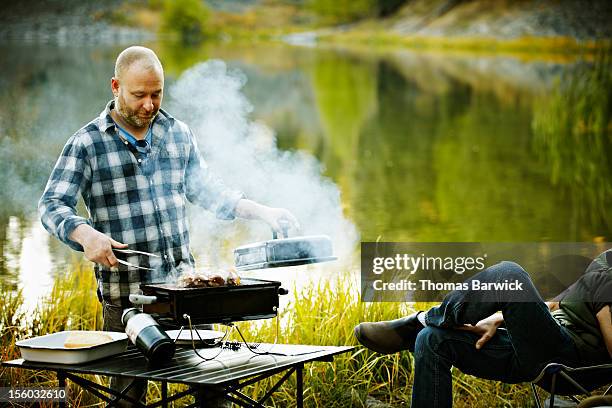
xmin=127 ymin=226 xmax=335 ymax=328
xmin=131 ymin=278 xmax=288 ymax=326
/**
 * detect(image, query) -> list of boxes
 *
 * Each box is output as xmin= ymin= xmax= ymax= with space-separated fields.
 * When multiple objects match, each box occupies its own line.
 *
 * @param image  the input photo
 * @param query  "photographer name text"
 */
xmin=372 ymin=279 xmax=524 ymax=291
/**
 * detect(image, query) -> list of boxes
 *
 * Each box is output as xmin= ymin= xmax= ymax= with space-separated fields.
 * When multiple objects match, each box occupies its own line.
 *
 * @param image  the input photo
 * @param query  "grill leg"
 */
xmin=197 ymin=388 xmax=206 ymax=407
xmin=161 ymin=381 xmax=168 ymax=408
xmin=296 ymin=363 xmax=304 ymax=408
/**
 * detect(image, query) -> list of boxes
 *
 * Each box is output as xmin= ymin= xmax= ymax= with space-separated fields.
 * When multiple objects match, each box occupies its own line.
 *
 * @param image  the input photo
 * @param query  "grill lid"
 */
xmin=234 ymin=228 xmax=336 ymax=271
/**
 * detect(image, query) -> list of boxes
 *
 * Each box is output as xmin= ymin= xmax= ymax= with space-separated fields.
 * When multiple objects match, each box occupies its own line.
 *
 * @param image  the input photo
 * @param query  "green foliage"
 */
xmin=161 ymin=0 xmax=211 ymax=44
xmin=308 ymin=0 xmax=379 ymax=23
xmin=147 ymin=0 xmax=165 ymax=8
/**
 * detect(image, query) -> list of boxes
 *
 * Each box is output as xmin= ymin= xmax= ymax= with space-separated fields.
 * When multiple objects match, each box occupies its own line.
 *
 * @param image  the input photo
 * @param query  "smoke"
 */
xmin=166 ymin=60 xmax=358 ymax=269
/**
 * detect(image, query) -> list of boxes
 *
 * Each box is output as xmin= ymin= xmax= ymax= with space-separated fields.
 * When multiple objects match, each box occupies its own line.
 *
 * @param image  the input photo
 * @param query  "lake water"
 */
xmin=0 ymin=40 xmax=610 ymax=310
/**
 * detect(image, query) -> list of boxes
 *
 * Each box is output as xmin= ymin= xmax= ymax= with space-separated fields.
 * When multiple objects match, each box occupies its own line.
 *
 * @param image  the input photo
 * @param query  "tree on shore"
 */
xmin=307 ymin=0 xmax=406 ymax=23
xmin=161 ymin=0 xmax=211 ymax=44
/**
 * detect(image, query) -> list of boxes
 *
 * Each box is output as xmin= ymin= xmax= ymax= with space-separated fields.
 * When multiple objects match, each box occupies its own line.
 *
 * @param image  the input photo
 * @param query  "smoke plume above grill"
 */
xmin=166 ymin=60 xmax=358 ymax=271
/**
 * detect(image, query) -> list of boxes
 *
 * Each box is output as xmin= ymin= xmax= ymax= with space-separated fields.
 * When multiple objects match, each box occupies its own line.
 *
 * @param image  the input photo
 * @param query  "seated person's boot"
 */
xmin=353 ymin=312 xmax=424 ymax=354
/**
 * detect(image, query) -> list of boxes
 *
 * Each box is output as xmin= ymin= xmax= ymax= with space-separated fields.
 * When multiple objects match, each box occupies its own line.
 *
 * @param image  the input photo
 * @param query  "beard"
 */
xmin=115 ymin=95 xmax=159 ymax=128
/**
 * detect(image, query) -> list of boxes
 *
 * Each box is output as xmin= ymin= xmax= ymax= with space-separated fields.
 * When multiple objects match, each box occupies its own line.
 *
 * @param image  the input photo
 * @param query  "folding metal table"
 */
xmin=3 ymin=343 xmax=354 ymax=407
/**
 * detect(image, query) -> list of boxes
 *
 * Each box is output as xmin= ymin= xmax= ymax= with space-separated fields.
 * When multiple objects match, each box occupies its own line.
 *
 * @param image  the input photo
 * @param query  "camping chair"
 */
xmin=530 ymin=363 xmax=612 ymax=408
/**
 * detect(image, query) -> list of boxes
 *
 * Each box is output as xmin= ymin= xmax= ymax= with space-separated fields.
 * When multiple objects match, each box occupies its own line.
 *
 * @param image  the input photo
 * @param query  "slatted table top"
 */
xmin=3 ymin=344 xmax=355 ymax=386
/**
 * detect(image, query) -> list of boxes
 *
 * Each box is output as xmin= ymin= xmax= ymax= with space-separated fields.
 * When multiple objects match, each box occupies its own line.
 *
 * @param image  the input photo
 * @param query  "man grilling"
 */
xmin=38 ymin=45 xmax=298 ymax=406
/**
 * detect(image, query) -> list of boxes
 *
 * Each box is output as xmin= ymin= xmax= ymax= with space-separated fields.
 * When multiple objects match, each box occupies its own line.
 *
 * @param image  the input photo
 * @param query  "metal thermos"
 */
xmin=121 ymin=308 xmax=175 ymax=363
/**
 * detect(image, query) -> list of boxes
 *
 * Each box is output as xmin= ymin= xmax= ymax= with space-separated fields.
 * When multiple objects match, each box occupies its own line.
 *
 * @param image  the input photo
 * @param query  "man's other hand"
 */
xmin=260 ymin=207 xmax=300 ymax=235
xmin=235 ymin=199 xmax=300 ymax=234
xmin=70 ymin=224 xmax=128 ymax=268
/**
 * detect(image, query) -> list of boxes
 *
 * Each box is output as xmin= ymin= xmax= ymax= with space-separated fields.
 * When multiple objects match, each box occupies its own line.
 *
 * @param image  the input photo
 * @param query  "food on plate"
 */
xmin=63 ymin=331 xmax=114 ymax=348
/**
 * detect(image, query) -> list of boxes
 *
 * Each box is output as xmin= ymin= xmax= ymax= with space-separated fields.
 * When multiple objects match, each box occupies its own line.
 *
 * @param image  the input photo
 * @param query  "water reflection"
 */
xmin=0 ymin=216 xmax=54 ymax=312
xmin=0 ymin=40 xmax=609 ymax=306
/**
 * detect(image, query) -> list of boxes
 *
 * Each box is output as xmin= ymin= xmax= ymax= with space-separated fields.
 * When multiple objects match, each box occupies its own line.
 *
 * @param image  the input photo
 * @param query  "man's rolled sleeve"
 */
xmin=212 ymin=188 xmax=245 ymax=220
xmin=185 ymin=129 xmax=244 ymax=220
xmin=38 ymin=133 xmax=91 ymax=252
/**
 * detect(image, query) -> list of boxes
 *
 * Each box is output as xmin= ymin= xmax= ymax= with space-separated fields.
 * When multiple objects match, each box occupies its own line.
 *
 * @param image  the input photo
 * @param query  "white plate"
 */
xmin=166 ymin=329 xmax=224 ymax=345
xmin=16 ymin=331 xmax=128 ymax=364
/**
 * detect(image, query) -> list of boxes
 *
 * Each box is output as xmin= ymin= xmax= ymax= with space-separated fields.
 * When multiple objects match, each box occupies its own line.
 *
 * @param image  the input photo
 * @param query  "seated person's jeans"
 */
xmin=411 ymin=261 xmax=581 ymax=408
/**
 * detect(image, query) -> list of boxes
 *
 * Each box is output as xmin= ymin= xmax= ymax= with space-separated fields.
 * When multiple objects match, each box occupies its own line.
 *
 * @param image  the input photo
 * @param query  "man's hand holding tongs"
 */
xmin=69 ymin=224 xmax=128 ymax=268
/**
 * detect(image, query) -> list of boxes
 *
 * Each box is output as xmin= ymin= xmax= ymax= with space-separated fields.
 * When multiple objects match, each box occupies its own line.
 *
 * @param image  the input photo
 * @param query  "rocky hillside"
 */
xmin=2 ymin=0 xmax=610 ymax=43
xmin=0 ymin=0 xmax=152 ymax=43
xmin=381 ymin=0 xmax=611 ymax=40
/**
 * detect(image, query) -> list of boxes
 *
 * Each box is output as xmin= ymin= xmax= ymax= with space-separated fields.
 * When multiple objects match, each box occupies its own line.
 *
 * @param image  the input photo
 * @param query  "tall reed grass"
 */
xmin=1 ymin=261 xmax=104 ymax=407
xmin=1 ymin=264 xmax=533 ymax=407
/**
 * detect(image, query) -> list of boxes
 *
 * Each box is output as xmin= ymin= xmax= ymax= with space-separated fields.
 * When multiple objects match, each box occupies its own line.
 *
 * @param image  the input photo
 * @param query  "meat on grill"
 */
xmin=180 ymin=270 xmax=241 ymax=288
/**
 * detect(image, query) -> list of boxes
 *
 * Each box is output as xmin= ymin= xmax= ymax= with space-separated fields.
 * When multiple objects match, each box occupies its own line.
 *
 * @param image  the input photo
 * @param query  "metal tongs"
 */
xmin=113 ymin=248 xmax=160 ymax=270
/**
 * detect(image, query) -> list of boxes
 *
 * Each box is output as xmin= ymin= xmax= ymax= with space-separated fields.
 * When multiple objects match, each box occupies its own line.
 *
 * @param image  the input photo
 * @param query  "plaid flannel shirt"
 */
xmin=39 ymin=100 xmax=243 ymax=307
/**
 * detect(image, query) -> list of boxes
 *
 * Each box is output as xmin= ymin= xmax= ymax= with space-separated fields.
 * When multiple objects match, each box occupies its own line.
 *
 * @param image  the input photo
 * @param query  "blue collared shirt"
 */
xmin=114 ymin=120 xmax=153 ymax=159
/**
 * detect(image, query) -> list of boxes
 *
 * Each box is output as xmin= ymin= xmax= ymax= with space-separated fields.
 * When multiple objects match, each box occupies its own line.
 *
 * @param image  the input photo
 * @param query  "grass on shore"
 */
xmin=1 ymin=264 xmax=535 ymax=407
xmin=315 ymin=30 xmax=611 ymax=60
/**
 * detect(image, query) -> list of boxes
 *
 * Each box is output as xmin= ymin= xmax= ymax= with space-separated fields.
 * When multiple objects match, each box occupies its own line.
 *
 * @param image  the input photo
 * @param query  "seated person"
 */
xmin=354 ymin=250 xmax=612 ymax=408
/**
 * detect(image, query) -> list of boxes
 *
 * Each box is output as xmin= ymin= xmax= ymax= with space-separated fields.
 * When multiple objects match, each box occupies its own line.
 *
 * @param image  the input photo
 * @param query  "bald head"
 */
xmin=114 ymin=46 xmax=163 ymax=80
xmin=111 ymin=46 xmax=164 ymax=130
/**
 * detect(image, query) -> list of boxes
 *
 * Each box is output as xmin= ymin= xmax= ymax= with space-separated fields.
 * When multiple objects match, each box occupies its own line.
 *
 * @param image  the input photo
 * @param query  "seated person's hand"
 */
xmin=458 ymin=312 xmax=504 ymax=350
